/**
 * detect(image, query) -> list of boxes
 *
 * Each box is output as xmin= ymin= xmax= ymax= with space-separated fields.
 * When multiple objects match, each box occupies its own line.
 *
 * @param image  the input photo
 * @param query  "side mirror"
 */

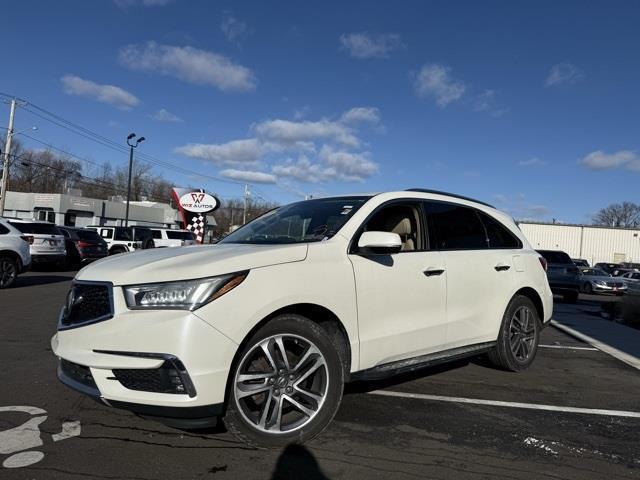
xmin=357 ymin=231 xmax=402 ymax=254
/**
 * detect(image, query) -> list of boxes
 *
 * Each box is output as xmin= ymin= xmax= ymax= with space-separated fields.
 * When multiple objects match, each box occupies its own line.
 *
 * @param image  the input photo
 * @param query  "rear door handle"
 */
xmin=423 ymin=268 xmax=445 ymax=277
xmin=494 ymin=264 xmax=511 ymax=272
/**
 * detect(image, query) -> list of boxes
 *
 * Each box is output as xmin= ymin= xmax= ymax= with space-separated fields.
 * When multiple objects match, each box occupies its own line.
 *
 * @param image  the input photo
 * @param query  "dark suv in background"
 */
xmin=58 ymin=227 xmax=108 ymax=266
xmin=537 ymin=249 xmax=580 ymax=303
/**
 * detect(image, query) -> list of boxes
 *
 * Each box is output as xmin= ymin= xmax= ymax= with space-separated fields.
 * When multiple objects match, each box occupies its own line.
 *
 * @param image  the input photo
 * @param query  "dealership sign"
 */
xmin=178 ymin=191 xmax=219 ymax=213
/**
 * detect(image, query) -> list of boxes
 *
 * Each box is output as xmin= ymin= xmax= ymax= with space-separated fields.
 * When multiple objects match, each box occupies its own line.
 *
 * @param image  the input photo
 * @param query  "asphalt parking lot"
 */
xmin=1 ymin=270 xmax=639 ymax=479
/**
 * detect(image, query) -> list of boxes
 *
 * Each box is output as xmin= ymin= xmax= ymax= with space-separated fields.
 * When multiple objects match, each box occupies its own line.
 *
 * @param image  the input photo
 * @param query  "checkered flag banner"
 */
xmin=185 ymin=214 xmax=206 ymax=243
xmin=172 ymin=187 xmax=219 ymax=244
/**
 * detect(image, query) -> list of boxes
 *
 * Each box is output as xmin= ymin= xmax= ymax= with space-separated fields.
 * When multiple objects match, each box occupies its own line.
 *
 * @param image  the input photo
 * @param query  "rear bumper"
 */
xmin=32 ymin=253 xmax=66 ymax=263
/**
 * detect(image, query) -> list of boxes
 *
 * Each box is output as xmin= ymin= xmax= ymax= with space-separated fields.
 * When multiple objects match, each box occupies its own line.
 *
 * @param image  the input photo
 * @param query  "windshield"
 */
xmin=221 ymin=196 xmax=370 ymax=245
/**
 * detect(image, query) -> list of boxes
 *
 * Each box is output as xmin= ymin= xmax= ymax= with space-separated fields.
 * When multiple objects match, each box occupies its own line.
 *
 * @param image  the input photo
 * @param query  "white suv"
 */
xmin=52 ymin=190 xmax=552 ymax=447
xmin=86 ymin=226 xmax=142 ymax=255
xmin=7 ymin=219 xmax=66 ymax=266
xmin=150 ymin=228 xmax=197 ymax=248
xmin=0 ymin=217 xmax=31 ymax=288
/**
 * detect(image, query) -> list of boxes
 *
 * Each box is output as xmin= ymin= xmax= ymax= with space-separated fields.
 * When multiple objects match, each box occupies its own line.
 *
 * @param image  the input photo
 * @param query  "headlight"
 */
xmin=123 ymin=271 xmax=248 ymax=310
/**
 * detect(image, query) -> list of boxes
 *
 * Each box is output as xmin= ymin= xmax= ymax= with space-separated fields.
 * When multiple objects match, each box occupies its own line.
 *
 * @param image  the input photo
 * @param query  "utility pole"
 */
xmin=124 ymin=133 xmax=145 ymax=227
xmin=243 ymin=184 xmax=251 ymax=224
xmin=0 ymin=99 xmax=17 ymax=216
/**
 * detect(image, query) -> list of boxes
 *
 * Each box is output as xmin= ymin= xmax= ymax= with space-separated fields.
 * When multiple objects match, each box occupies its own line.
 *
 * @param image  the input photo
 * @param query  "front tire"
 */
xmin=488 ymin=295 xmax=541 ymax=372
xmin=224 ymin=314 xmax=344 ymax=448
xmin=583 ymin=282 xmax=593 ymax=294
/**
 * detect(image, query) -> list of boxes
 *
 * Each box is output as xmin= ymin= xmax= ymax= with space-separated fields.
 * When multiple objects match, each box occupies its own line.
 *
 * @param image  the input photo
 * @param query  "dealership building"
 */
xmin=519 ymin=221 xmax=640 ymax=265
xmin=2 ymin=191 xmax=217 ymax=240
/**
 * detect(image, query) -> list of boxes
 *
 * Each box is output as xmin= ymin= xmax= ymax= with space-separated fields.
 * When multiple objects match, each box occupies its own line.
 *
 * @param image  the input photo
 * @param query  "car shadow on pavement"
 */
xmin=345 ymin=359 xmax=471 ymax=395
xmin=11 ymin=274 xmax=75 ymax=288
xmin=271 ymin=444 xmax=328 ymax=479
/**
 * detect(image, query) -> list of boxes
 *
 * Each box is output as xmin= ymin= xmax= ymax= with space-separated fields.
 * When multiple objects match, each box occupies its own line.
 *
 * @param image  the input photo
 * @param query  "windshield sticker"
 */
xmin=341 ymin=206 xmax=353 ymax=215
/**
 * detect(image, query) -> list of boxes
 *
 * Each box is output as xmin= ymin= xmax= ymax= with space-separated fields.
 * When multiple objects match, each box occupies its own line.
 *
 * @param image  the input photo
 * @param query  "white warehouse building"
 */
xmin=519 ymin=222 xmax=640 ymax=265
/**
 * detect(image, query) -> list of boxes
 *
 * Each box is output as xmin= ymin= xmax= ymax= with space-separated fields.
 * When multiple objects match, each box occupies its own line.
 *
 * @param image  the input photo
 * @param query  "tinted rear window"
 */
xmin=76 ymin=230 xmax=102 ymax=241
xmin=9 ymin=222 xmax=61 ymax=235
xmin=166 ymin=231 xmax=196 ymax=240
xmin=477 ymin=211 xmax=521 ymax=249
xmin=537 ymin=250 xmax=572 ymax=264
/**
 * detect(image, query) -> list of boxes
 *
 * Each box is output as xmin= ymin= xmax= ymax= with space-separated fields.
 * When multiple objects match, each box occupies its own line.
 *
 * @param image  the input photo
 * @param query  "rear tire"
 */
xmin=488 ymin=295 xmax=540 ymax=372
xmin=583 ymin=283 xmax=593 ymax=294
xmin=0 ymin=254 xmax=18 ymax=289
xmin=224 ymin=314 xmax=344 ymax=449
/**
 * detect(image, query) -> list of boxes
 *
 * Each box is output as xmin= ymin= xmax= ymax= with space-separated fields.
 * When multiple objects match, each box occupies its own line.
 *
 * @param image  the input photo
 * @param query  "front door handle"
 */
xmin=494 ymin=264 xmax=511 ymax=272
xmin=424 ymin=268 xmax=445 ymax=277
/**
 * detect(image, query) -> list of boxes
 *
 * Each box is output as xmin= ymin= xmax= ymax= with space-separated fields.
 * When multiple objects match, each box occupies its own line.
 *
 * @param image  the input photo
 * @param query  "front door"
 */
xmin=348 ymin=202 xmax=447 ymax=369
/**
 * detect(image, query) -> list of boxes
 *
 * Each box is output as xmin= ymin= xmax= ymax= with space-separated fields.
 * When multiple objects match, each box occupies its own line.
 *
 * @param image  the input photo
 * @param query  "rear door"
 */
xmin=424 ymin=202 xmax=515 ymax=348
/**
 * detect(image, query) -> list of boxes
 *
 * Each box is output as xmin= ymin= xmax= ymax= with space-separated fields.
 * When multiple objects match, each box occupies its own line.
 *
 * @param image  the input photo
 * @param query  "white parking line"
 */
xmin=369 ymin=390 xmax=640 ymax=419
xmin=550 ymin=320 xmax=640 ymax=371
xmin=539 ymin=344 xmax=599 ymax=351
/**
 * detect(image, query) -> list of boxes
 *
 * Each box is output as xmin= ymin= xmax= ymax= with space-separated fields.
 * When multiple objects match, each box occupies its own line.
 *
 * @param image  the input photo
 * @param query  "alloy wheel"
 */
xmin=0 ymin=258 xmax=17 ymax=288
xmin=234 ymin=334 xmax=329 ymax=434
xmin=509 ymin=306 xmax=536 ymax=362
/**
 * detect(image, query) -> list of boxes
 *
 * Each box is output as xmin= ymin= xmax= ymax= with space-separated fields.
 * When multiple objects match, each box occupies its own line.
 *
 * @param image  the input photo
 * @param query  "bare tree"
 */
xmin=593 ymin=202 xmax=640 ymax=228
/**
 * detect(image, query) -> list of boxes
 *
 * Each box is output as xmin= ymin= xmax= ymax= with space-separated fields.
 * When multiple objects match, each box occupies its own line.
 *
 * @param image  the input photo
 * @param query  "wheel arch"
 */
xmin=0 ymin=249 xmax=23 ymax=269
xmin=223 ymin=302 xmax=352 ymax=412
xmin=513 ymin=286 xmax=544 ymax=321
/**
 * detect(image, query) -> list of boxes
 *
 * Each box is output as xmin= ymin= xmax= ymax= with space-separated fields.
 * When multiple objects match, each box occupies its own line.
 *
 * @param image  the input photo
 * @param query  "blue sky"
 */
xmin=3 ymin=0 xmax=640 ymax=222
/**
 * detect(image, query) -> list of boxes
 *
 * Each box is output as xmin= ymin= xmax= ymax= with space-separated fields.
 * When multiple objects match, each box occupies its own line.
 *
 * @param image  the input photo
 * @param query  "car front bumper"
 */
xmin=592 ymin=284 xmax=627 ymax=294
xmin=51 ymin=294 xmax=239 ymax=425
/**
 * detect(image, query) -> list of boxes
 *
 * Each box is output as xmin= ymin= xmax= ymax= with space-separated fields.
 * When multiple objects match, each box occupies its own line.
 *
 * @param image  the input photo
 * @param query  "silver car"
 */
xmin=580 ymin=268 xmax=627 ymax=295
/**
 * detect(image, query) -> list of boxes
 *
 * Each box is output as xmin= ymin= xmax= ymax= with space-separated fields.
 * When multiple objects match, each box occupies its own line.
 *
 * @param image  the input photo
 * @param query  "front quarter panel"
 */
xmin=193 ymin=240 xmax=360 ymax=372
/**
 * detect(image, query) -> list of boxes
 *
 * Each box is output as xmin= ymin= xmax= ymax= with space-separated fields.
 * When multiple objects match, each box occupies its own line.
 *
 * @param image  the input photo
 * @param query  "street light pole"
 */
xmin=0 ymin=99 xmax=17 ymax=216
xmin=124 ymin=133 xmax=145 ymax=227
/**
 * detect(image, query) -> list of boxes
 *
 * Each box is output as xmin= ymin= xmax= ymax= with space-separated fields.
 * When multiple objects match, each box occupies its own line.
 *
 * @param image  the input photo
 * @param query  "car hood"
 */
xmin=76 ymin=243 xmax=308 ymax=285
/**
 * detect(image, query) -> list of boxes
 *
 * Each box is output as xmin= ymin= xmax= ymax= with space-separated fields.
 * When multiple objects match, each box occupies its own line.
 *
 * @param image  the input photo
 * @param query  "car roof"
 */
xmin=5 ymin=218 xmax=53 ymax=224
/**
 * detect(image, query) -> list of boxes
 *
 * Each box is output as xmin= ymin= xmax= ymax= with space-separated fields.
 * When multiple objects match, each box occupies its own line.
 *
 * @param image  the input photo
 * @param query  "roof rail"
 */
xmin=405 ymin=188 xmax=494 ymax=208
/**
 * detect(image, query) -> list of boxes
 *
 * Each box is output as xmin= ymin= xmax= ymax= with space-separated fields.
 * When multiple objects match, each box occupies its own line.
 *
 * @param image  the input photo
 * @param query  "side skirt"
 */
xmin=350 ymin=342 xmax=496 ymax=382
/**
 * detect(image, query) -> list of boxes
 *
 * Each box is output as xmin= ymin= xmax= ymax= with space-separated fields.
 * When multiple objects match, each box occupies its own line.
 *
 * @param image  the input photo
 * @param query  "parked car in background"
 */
xmin=619 ymin=262 xmax=640 ymax=270
xmin=150 ymin=228 xmax=197 ymax=248
xmin=86 ymin=226 xmax=142 ymax=255
xmin=537 ymin=249 xmax=581 ymax=303
xmin=572 ymin=258 xmax=589 ymax=267
xmin=0 ymin=217 xmax=31 ymax=288
xmin=622 ymin=271 xmax=640 ymax=283
xmin=611 ymin=267 xmax=635 ymax=277
xmin=8 ymin=219 xmax=66 ymax=266
xmin=131 ymin=226 xmax=155 ymax=250
xmin=58 ymin=227 xmax=108 ymax=266
xmin=594 ymin=263 xmax=621 ymax=275
xmin=579 ymin=267 xmax=627 ymax=295
xmin=53 ymin=190 xmax=553 ymax=448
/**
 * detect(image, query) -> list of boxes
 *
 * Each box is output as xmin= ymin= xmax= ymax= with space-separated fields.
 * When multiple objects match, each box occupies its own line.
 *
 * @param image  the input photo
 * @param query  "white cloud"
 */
xmin=219 ymin=169 xmax=277 ymax=184
xmin=474 ymin=90 xmax=509 ymax=117
xmin=413 ymin=64 xmax=466 ymax=107
xmin=518 ymin=157 xmax=547 ymax=167
xmin=221 ymin=14 xmax=249 ymax=44
xmin=339 ymin=32 xmax=403 ymax=59
xmin=175 ymin=139 xmax=263 ymax=166
xmin=494 ymin=193 xmax=550 ymax=220
xmin=61 ymin=74 xmax=139 ymax=109
xmin=176 ymin=106 xmax=382 ymax=185
xmin=151 ymin=108 xmax=183 ymax=122
xmin=340 ymin=107 xmax=381 ymax=125
xmin=580 ymin=150 xmax=640 ymax=171
xmin=254 ymin=118 xmax=360 ymax=148
xmin=119 ymin=41 xmax=256 ymax=92
xmin=545 ymin=63 xmax=583 ymax=87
